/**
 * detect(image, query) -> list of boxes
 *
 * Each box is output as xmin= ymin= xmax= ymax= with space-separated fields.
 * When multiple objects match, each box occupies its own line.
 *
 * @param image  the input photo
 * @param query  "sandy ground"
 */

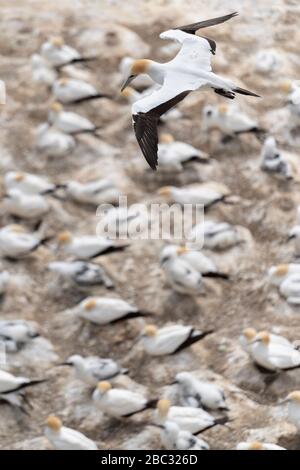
xmin=0 ymin=0 xmax=300 ymax=450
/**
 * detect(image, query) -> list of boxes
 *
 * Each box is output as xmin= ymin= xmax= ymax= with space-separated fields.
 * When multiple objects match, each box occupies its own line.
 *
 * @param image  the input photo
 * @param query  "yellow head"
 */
xmin=97 ymin=381 xmax=112 ymax=393
xmin=287 ymin=391 xmax=300 ymax=403
xmin=57 ymin=231 xmax=72 ymax=244
xmin=248 ymin=441 xmax=263 ymax=450
xmin=279 ymin=80 xmax=292 ymax=94
xmin=243 ymin=328 xmax=257 ymax=342
xmin=50 ymin=36 xmax=64 ymax=47
xmin=83 ymin=298 xmax=97 ymax=311
xmin=176 ymin=245 xmax=189 ymax=256
xmin=49 ymin=102 xmax=63 ymax=113
xmin=121 ymin=59 xmax=151 ymax=92
xmin=58 ymin=78 xmax=69 ymax=86
xmin=160 ymin=134 xmax=174 ymax=144
xmin=274 ymin=264 xmax=289 ymax=277
xmin=158 ymin=186 xmax=172 ymax=197
xmin=14 ymin=172 xmax=24 ymax=182
xmin=143 ymin=324 xmax=157 ymax=337
xmin=255 ymin=331 xmax=270 ymax=346
xmin=218 ymin=104 xmax=228 ymax=115
xmin=8 ymin=224 xmax=26 ymax=233
xmin=46 ymin=415 xmax=62 ymax=432
xmin=157 ymin=399 xmax=170 ymax=417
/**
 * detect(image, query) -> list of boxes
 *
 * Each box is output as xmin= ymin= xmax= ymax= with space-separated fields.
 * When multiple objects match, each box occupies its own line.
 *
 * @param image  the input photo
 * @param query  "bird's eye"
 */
xmin=206 ymin=110 xmax=212 ymax=116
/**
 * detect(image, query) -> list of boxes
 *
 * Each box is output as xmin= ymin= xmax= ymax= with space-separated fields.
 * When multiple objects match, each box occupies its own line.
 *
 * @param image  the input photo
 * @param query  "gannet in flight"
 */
xmin=60 ymin=355 xmax=128 ymax=385
xmin=72 ymin=296 xmax=150 ymax=325
xmin=173 ymin=372 xmax=228 ymax=411
xmin=121 ymin=12 xmax=259 ymax=169
xmin=41 ymin=36 xmax=96 ymax=68
xmin=141 ymin=324 xmax=213 ymax=356
xmin=236 ymin=441 xmax=286 ymax=450
xmin=158 ymin=421 xmax=209 ymax=450
xmin=44 ymin=416 xmax=98 ymax=450
xmin=48 ymin=102 xmax=101 ymax=135
xmin=93 ymin=381 xmax=156 ymax=418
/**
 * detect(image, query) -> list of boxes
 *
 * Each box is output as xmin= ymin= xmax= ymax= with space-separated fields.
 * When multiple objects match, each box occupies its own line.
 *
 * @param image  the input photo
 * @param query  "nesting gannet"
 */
xmin=0 ymin=369 xmax=44 ymax=395
xmin=157 ymin=134 xmax=209 ymax=171
xmin=239 ymin=328 xmax=293 ymax=355
xmin=48 ymin=102 xmax=100 ymax=135
xmin=0 ymin=225 xmax=50 ymax=258
xmin=121 ymin=12 xmax=259 ymax=169
xmin=202 ymin=104 xmax=263 ymax=140
xmin=158 ymin=182 xmax=230 ymax=208
xmin=159 ymin=421 xmax=209 ymax=450
xmin=64 ymin=179 xmax=121 ymax=206
xmin=56 ymin=231 xmax=128 ymax=259
xmin=268 ymin=264 xmax=300 ymax=286
xmin=31 ymin=54 xmax=57 ymax=86
xmin=250 ymin=332 xmax=300 ymax=372
xmin=52 ymin=78 xmax=110 ymax=104
xmin=288 ymin=206 xmax=300 ymax=256
xmin=174 ymin=372 xmax=228 ymax=411
xmin=35 ymin=123 xmax=76 ymax=156
xmin=60 ymin=355 xmax=128 ymax=385
xmin=41 ymin=36 xmax=95 ymax=68
xmin=72 ymin=296 xmax=150 ymax=325
xmin=280 ymin=81 xmax=300 ymax=123
xmin=0 ymin=320 xmax=39 ymax=352
xmin=282 ymin=391 xmax=300 ymax=431
xmin=279 ymin=274 xmax=300 ymax=305
xmin=155 ymin=399 xmax=228 ymax=434
xmin=48 ymin=260 xmax=114 ymax=288
xmin=236 ymin=441 xmax=286 ymax=450
xmin=93 ymin=381 xmax=156 ymax=418
xmin=97 ymin=206 xmax=148 ymax=238
xmin=190 ymin=220 xmax=241 ymax=250
xmin=4 ymin=171 xmax=57 ymax=195
xmin=160 ymin=245 xmax=204 ymax=295
xmin=174 ymin=245 xmax=229 ymax=279
xmin=3 ymin=190 xmax=49 ymax=220
xmin=260 ymin=136 xmax=292 ymax=179
xmin=141 ymin=324 xmax=212 ymax=356
xmin=255 ymin=50 xmax=280 ymax=74
xmin=44 ymin=416 xmax=98 ymax=450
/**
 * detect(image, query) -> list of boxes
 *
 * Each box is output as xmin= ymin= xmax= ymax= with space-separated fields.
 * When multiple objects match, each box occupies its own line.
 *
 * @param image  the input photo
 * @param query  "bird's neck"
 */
xmin=146 ymin=61 xmax=165 ymax=85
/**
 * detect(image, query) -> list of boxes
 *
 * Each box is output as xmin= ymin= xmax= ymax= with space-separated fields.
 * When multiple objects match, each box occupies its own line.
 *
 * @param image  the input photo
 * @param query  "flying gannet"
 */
xmin=121 ymin=12 xmax=259 ymax=169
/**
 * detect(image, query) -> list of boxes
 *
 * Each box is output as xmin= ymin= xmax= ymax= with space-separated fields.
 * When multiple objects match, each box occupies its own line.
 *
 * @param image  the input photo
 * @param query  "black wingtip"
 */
xmin=234 ymin=87 xmax=261 ymax=98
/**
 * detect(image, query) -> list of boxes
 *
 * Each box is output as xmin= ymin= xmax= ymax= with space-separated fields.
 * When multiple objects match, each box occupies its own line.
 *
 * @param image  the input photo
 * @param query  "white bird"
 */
xmin=0 ymin=369 xmax=44 ymax=396
xmin=44 ymin=416 xmax=98 ymax=450
xmin=52 ymin=78 xmax=110 ymax=104
xmin=41 ymin=36 xmax=96 ymax=68
xmin=3 ymin=189 xmax=49 ymax=220
xmin=281 ymin=81 xmax=300 ymax=123
xmin=4 ymin=171 xmax=57 ymax=195
xmin=239 ymin=328 xmax=293 ymax=355
xmin=255 ymin=49 xmax=280 ymax=74
xmin=0 ymin=225 xmax=49 ymax=258
xmin=141 ymin=324 xmax=212 ymax=356
xmin=119 ymin=57 xmax=153 ymax=90
xmin=64 ymin=179 xmax=121 ymax=206
xmin=158 ymin=182 xmax=230 ymax=208
xmin=173 ymin=245 xmax=229 ymax=279
xmin=282 ymin=391 xmax=300 ymax=431
xmin=35 ymin=123 xmax=76 ymax=157
xmin=157 ymin=134 xmax=209 ymax=171
xmin=250 ymin=331 xmax=300 ymax=372
xmin=261 ymin=136 xmax=292 ymax=179
xmin=279 ymin=274 xmax=300 ymax=305
xmin=236 ymin=441 xmax=286 ymax=450
xmin=97 ymin=206 xmax=148 ymax=239
xmin=159 ymin=421 xmax=209 ymax=450
xmin=155 ymin=399 xmax=228 ymax=434
xmin=288 ymin=206 xmax=300 ymax=257
xmin=60 ymin=354 xmax=128 ymax=385
xmin=0 ymin=320 xmax=39 ymax=352
xmin=92 ymin=381 xmax=156 ymax=418
xmin=48 ymin=102 xmax=100 ymax=135
xmin=202 ymin=104 xmax=262 ymax=140
xmin=120 ymin=12 xmax=259 ymax=169
xmin=160 ymin=245 xmax=204 ymax=295
xmin=56 ymin=231 xmax=128 ymax=259
xmin=268 ymin=264 xmax=300 ymax=286
xmin=72 ymin=296 xmax=150 ymax=325
xmin=174 ymin=372 xmax=228 ymax=411
xmin=48 ymin=260 xmax=114 ymax=288
xmin=31 ymin=54 xmax=57 ymax=86
xmin=190 ymin=220 xmax=241 ymax=251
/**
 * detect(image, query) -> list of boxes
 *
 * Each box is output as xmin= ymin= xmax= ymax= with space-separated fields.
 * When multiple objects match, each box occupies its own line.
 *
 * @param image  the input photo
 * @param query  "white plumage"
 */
xmin=4 ymin=171 xmax=56 ymax=195
xmin=0 ymin=225 xmax=47 ymax=258
xmin=48 ymin=261 xmax=114 ymax=288
xmin=41 ymin=38 xmax=81 ymax=67
xmin=158 ymin=182 xmax=230 ymax=207
xmin=159 ymin=421 xmax=209 ymax=450
xmin=190 ymin=220 xmax=240 ymax=251
xmin=35 ymin=123 xmax=75 ymax=156
xmin=175 ymin=372 xmax=227 ymax=410
xmin=48 ymin=103 xmax=97 ymax=134
xmin=52 ymin=78 xmax=99 ymax=103
xmin=44 ymin=416 xmax=97 ymax=450
xmin=31 ymin=54 xmax=57 ymax=85
xmin=251 ymin=332 xmax=300 ymax=371
xmin=0 ymin=320 xmax=39 ymax=352
xmin=3 ymin=189 xmax=49 ymax=219
xmin=65 ymin=179 xmax=121 ymax=206
xmin=57 ymin=231 xmax=127 ymax=259
xmin=62 ymin=354 xmax=127 ymax=385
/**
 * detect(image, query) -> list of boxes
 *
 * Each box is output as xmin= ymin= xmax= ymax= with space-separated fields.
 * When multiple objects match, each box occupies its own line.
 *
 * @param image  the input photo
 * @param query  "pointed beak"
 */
xmin=121 ymin=75 xmax=136 ymax=92
xmin=57 ymin=362 xmax=71 ymax=367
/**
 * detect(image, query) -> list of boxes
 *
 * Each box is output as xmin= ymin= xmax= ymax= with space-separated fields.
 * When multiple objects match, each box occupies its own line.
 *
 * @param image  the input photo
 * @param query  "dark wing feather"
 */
xmin=174 ymin=12 xmax=238 ymax=35
xmin=199 ymin=36 xmax=216 ymax=55
xmin=133 ymin=91 xmax=190 ymax=170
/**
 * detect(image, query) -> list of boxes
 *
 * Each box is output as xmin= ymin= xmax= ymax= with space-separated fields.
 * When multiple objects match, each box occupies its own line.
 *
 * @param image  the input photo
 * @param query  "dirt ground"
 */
xmin=0 ymin=0 xmax=300 ymax=450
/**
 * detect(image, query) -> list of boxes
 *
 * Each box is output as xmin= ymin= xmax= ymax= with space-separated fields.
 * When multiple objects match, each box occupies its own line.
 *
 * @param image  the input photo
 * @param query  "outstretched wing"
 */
xmin=173 ymin=12 xmax=238 ymax=34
